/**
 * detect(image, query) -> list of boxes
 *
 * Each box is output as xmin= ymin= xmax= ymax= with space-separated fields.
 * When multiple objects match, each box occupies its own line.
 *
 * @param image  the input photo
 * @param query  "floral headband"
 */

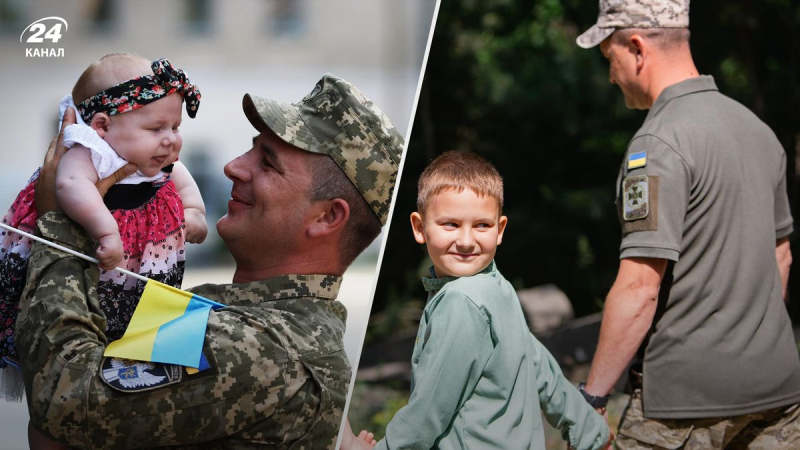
xmin=76 ymin=58 xmax=201 ymax=123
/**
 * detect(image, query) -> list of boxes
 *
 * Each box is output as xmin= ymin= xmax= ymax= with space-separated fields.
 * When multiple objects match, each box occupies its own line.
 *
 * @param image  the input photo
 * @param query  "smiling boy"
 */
xmin=360 ymin=151 xmax=610 ymax=449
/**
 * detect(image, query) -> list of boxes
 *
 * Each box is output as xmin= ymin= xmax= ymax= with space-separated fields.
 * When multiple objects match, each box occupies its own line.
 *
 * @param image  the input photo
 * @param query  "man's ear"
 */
xmin=630 ymin=34 xmax=647 ymax=73
xmin=307 ymin=198 xmax=349 ymax=238
xmin=90 ymin=113 xmax=111 ymax=138
xmin=410 ymin=212 xmax=426 ymax=244
xmin=496 ymin=215 xmax=508 ymax=246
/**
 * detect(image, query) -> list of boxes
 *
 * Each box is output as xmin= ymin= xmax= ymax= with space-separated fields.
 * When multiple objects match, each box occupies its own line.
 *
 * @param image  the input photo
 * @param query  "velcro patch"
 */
xmin=623 ymin=175 xmax=649 ymax=221
xmin=620 ymin=175 xmax=659 ymax=233
xmin=100 ymin=358 xmax=183 ymax=393
xmin=628 ymin=151 xmax=647 ymax=169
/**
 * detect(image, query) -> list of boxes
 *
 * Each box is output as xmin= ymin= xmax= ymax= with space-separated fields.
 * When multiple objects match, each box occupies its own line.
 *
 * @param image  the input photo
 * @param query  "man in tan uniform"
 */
xmin=575 ymin=1 xmax=800 ymax=448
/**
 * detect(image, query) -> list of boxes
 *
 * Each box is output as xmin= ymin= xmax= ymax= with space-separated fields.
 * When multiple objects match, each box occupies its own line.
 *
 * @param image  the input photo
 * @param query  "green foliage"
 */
xmin=369 ymin=396 xmax=409 ymax=438
xmin=348 ymin=382 xmax=410 ymax=440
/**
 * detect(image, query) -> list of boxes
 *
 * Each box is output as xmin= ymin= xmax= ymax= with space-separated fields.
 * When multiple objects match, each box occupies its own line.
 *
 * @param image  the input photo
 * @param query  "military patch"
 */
xmin=620 ymin=176 xmax=660 ymax=233
xmin=628 ymin=151 xmax=647 ymax=169
xmin=100 ymin=358 xmax=183 ymax=393
xmin=623 ymin=175 xmax=649 ymax=221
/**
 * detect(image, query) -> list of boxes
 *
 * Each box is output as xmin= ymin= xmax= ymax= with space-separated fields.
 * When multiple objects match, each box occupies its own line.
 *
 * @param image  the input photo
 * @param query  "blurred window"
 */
xmin=270 ymin=0 xmax=305 ymax=38
xmin=186 ymin=0 xmax=212 ymax=35
xmin=88 ymin=0 xmax=116 ymax=34
xmin=0 ymin=0 xmax=25 ymax=34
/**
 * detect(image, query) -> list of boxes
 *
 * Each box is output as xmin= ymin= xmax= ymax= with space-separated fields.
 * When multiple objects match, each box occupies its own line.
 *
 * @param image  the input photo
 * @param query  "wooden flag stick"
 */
xmin=0 ymin=222 xmax=149 ymax=283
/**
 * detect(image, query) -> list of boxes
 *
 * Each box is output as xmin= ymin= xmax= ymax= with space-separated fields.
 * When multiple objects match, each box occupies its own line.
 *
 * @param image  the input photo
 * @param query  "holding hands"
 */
xmin=339 ymin=420 xmax=377 ymax=450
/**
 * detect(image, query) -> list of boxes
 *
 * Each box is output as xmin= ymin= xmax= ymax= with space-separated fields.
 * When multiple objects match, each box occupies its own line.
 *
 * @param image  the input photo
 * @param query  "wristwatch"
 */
xmin=578 ymin=382 xmax=610 ymax=409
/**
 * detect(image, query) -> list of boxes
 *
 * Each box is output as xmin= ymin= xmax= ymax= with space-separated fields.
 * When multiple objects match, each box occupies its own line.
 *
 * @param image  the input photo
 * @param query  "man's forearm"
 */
xmin=17 ymin=212 xmax=107 ymax=446
xmin=776 ymin=237 xmax=791 ymax=301
xmin=585 ymin=258 xmax=666 ymax=397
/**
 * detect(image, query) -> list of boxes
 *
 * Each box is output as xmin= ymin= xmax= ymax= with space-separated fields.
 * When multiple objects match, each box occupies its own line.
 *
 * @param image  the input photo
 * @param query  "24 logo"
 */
xmin=19 ymin=16 xmax=67 ymax=44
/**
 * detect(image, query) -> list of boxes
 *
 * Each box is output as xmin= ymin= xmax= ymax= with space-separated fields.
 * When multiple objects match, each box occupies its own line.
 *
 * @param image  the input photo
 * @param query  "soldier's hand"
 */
xmin=96 ymin=163 xmax=137 ymax=198
xmin=35 ymin=108 xmax=137 ymax=216
xmin=35 ymin=109 xmax=74 ymax=216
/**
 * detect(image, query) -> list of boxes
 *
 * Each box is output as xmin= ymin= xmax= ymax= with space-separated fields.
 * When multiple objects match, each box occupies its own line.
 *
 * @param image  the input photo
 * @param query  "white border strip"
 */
xmin=334 ymin=0 xmax=443 ymax=447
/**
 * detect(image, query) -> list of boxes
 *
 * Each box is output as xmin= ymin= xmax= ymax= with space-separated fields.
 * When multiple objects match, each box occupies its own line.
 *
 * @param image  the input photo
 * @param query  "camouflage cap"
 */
xmin=242 ymin=74 xmax=404 ymax=225
xmin=576 ymin=0 xmax=690 ymax=49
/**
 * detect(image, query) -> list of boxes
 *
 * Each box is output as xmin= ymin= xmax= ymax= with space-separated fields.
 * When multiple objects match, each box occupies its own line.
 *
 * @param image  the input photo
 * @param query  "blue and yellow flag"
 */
xmin=104 ymin=280 xmax=224 ymax=368
xmin=628 ymin=151 xmax=647 ymax=169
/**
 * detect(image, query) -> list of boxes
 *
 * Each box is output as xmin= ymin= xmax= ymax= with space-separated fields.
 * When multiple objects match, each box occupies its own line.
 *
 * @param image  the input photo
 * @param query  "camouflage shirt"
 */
xmin=16 ymin=212 xmax=351 ymax=449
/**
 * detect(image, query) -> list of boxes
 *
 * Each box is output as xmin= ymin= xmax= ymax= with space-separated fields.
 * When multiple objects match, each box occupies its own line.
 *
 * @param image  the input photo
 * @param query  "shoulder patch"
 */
xmin=100 ymin=358 xmax=183 ymax=393
xmin=628 ymin=151 xmax=647 ymax=169
xmin=623 ymin=175 xmax=649 ymax=221
xmin=619 ymin=175 xmax=660 ymax=234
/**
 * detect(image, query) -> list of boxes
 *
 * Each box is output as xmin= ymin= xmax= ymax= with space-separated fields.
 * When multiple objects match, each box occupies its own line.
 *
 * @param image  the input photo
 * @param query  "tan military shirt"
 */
xmin=17 ymin=212 xmax=350 ymax=449
xmin=616 ymin=76 xmax=800 ymax=418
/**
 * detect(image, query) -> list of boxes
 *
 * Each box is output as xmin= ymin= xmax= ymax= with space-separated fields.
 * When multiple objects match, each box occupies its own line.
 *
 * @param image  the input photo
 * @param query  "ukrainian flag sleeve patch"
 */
xmin=104 ymin=280 xmax=225 ymax=369
xmin=628 ymin=151 xmax=647 ymax=169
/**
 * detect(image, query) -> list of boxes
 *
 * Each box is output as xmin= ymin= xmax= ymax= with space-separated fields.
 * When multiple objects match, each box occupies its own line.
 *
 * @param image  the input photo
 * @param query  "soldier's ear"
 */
xmin=630 ymin=35 xmax=646 ymax=71
xmin=307 ymin=198 xmax=349 ymax=238
xmin=410 ymin=212 xmax=426 ymax=244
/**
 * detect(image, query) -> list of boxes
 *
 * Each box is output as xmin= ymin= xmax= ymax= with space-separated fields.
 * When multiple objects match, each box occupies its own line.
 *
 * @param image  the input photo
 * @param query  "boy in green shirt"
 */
xmin=343 ymin=151 xmax=610 ymax=449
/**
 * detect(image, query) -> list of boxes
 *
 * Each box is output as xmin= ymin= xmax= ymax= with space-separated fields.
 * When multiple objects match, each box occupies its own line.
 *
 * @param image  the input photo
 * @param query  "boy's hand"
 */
xmin=184 ymin=208 xmax=208 ymax=244
xmin=357 ymin=430 xmax=377 ymax=447
xmin=340 ymin=420 xmax=377 ymax=450
xmin=96 ymin=233 xmax=123 ymax=270
xmin=597 ymin=408 xmax=614 ymax=450
xmin=344 ymin=436 xmax=375 ymax=450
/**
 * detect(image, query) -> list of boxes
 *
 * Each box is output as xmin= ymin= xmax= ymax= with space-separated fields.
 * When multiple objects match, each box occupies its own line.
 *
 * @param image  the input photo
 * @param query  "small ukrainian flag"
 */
xmin=104 ymin=280 xmax=224 ymax=368
xmin=628 ymin=151 xmax=647 ymax=169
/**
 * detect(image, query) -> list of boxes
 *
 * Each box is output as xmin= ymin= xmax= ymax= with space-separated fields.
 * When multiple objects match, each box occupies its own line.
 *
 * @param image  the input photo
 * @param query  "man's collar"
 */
xmin=421 ymin=260 xmax=497 ymax=293
xmin=192 ymin=274 xmax=342 ymax=305
xmin=645 ymin=75 xmax=718 ymax=123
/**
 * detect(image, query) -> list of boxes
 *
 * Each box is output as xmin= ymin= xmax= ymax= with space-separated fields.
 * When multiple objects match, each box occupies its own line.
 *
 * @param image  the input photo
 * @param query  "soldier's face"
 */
xmin=217 ymin=129 xmax=315 ymax=265
xmin=410 ymin=188 xmax=507 ymax=278
xmin=600 ymin=37 xmax=648 ymax=110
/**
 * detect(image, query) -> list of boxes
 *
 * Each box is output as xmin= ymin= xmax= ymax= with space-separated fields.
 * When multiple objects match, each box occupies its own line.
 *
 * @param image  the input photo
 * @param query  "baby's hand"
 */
xmin=96 ymin=233 xmax=123 ymax=270
xmin=184 ymin=207 xmax=208 ymax=244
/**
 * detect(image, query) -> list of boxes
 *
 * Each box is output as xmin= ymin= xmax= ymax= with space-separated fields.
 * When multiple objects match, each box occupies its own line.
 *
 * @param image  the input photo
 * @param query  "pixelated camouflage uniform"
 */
xmin=618 ymin=388 xmax=800 ymax=450
xmin=17 ymin=212 xmax=351 ymax=449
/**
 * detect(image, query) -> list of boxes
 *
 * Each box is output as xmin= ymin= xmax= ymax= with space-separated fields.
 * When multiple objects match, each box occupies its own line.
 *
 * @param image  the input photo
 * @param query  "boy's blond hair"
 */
xmin=417 ymin=151 xmax=503 ymax=213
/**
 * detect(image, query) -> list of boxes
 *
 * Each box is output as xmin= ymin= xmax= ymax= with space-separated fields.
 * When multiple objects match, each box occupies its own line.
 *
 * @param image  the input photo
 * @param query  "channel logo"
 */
xmin=20 ymin=16 xmax=68 ymax=58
